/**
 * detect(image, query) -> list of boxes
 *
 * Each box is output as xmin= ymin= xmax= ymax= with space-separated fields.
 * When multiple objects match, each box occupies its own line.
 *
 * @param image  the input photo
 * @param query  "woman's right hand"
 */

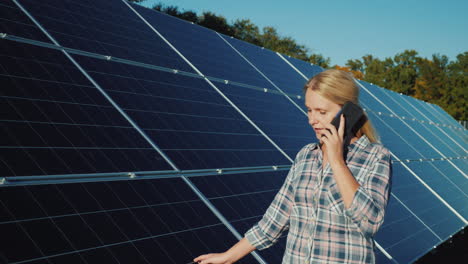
xmin=193 ymin=252 xmax=232 ymax=264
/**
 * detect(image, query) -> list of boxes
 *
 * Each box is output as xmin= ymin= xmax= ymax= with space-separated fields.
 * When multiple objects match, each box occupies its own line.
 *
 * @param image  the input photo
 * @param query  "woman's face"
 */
xmin=305 ymin=89 xmax=342 ymax=141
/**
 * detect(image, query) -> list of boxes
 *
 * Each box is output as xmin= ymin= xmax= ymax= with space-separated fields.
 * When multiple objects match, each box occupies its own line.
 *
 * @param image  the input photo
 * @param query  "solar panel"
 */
xmin=362 ymin=83 xmax=464 ymax=158
xmin=0 ymin=39 xmax=172 ymax=177
xmin=0 ymin=177 xmax=257 ymax=263
xmin=71 ymin=54 xmax=290 ymax=169
xmin=1 ymin=1 xmax=466 ymax=264
xmin=220 ymin=35 xmax=313 ymax=98
xmin=282 ymin=54 xmax=324 ymax=80
xmin=18 ymin=0 xmax=195 ymax=72
xmin=131 ymin=3 xmax=277 ymax=90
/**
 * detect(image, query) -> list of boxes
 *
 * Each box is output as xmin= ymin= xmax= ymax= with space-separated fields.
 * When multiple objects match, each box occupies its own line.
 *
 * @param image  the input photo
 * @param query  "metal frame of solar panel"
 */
xmin=0 ymin=0 xmax=466 ymax=263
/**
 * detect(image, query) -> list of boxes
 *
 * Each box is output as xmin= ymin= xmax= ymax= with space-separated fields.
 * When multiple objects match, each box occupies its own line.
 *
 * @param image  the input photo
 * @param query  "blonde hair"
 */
xmin=303 ymin=69 xmax=380 ymax=143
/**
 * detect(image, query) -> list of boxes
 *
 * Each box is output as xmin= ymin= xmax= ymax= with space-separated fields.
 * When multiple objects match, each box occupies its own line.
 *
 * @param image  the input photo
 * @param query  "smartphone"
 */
xmin=330 ymin=101 xmax=367 ymax=147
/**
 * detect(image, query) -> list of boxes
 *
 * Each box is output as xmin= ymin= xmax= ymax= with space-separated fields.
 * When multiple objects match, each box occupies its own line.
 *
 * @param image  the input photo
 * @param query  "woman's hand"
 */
xmin=193 ymin=252 xmax=232 ymax=264
xmin=319 ymin=114 xmax=345 ymax=165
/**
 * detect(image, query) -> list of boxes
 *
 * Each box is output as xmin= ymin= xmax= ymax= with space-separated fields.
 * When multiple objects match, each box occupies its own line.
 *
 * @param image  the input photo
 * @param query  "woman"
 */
xmin=194 ymin=69 xmax=392 ymax=264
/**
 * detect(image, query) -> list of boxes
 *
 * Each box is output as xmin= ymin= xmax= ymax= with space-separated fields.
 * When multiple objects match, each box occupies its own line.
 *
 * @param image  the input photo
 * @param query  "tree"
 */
xmin=346 ymin=59 xmax=364 ymax=72
xmin=334 ymin=65 xmax=364 ymax=79
xmin=198 ymin=12 xmax=234 ymax=36
xmin=232 ymin=19 xmax=261 ymax=46
xmin=445 ymin=52 xmax=467 ymax=120
xmin=388 ymin=50 xmax=419 ymax=95
xmin=309 ymin=54 xmax=331 ymax=69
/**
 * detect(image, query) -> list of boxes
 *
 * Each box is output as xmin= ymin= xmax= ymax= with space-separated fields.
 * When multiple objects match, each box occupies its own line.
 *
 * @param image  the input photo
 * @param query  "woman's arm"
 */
xmin=193 ymin=237 xmax=256 ymax=264
xmin=342 ymin=149 xmax=391 ymax=238
xmin=193 ymin=144 xmax=312 ymax=263
xmin=319 ymin=116 xmax=392 ymax=238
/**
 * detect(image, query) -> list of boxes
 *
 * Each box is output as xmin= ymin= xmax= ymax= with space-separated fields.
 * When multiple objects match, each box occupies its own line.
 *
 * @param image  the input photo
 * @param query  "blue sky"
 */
xmin=141 ymin=0 xmax=468 ymax=66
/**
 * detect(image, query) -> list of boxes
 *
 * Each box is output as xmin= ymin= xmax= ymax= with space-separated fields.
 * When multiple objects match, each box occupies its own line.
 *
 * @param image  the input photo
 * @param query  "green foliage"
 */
xmin=144 ymin=2 xmax=465 ymax=121
xmin=309 ymin=54 xmax=330 ymax=69
xmin=349 ymin=50 xmax=466 ymax=120
xmin=199 ymin=12 xmax=233 ymax=36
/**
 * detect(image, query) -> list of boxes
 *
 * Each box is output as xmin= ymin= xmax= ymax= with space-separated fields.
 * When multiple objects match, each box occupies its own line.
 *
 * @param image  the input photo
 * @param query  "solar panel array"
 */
xmin=1 ymin=0 xmax=467 ymax=263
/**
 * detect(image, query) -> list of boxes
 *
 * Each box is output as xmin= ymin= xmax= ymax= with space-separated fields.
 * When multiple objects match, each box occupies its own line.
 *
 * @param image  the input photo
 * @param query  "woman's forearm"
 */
xmin=330 ymin=160 xmax=360 ymax=209
xmin=225 ymin=237 xmax=257 ymax=263
xmin=194 ymin=237 xmax=256 ymax=264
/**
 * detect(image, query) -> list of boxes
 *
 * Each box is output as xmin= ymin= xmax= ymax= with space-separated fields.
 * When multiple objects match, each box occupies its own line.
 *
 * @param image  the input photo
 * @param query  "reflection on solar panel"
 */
xmin=0 ymin=0 xmax=466 ymax=263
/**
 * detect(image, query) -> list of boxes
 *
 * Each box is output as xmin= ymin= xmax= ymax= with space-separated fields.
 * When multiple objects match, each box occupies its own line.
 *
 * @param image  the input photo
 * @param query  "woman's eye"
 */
xmin=320 ymin=111 xmax=326 ymax=115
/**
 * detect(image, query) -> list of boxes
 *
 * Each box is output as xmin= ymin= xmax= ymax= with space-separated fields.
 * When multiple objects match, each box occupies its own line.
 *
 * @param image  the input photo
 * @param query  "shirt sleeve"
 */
xmin=344 ymin=146 xmax=392 ymax=239
xmin=244 ymin=144 xmax=311 ymax=250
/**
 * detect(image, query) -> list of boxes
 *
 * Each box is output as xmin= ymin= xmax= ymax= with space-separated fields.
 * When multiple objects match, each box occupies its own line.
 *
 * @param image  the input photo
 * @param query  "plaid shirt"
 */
xmin=245 ymin=135 xmax=392 ymax=264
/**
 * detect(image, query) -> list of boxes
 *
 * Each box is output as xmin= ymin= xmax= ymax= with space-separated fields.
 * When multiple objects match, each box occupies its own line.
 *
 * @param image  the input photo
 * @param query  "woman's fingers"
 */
xmin=322 ymin=123 xmax=337 ymax=136
xmin=338 ymin=114 xmax=345 ymax=138
xmin=319 ymin=127 xmax=332 ymax=140
xmin=193 ymin=253 xmax=229 ymax=264
xmin=194 ymin=254 xmax=210 ymax=262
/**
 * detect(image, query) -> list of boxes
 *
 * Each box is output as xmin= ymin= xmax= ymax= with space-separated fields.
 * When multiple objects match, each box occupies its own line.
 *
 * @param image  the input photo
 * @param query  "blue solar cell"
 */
xmin=0 ymin=0 xmax=52 ymax=42
xmin=358 ymin=81 xmax=393 ymax=114
xmin=17 ymin=0 xmax=194 ymax=73
xmin=221 ymin=35 xmax=312 ymax=96
xmin=429 ymin=103 xmax=463 ymax=128
xmin=283 ymin=55 xmax=323 ymax=79
xmin=0 ymin=39 xmax=171 ymax=177
xmin=374 ymin=251 xmax=396 ymax=264
xmin=132 ymin=3 xmax=288 ymax=92
xmin=215 ymin=82 xmax=315 ymax=157
xmin=72 ymin=54 xmax=290 ymax=169
xmin=0 ymin=177 xmax=257 ymax=264
xmin=364 ymin=111 xmax=421 ymax=159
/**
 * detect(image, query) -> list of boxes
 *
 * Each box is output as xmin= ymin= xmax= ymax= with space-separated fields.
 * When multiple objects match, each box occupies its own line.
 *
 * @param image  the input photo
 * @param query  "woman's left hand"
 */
xmin=319 ymin=114 xmax=345 ymax=164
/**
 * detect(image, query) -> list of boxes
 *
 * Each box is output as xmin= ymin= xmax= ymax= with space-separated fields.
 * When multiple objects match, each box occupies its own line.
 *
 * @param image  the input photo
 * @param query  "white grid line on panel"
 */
xmin=276 ymin=52 xmax=310 ymax=80
xmin=355 ymin=81 xmax=467 ymax=179
xmin=374 ymin=242 xmax=396 ymax=263
xmin=426 ymin=102 xmax=467 ymax=131
xmin=382 ymin=90 xmax=467 ymax=155
xmin=401 ymin=96 xmax=467 ymax=144
xmin=390 ymin=193 xmax=442 ymax=241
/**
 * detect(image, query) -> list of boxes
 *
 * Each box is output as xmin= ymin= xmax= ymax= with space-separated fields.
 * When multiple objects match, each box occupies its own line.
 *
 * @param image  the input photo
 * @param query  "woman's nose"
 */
xmin=308 ymin=116 xmax=317 ymax=126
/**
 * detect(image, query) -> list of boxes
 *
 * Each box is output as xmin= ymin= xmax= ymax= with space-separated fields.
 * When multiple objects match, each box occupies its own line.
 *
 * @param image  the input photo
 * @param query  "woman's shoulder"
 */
xmin=367 ymin=141 xmax=391 ymax=160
